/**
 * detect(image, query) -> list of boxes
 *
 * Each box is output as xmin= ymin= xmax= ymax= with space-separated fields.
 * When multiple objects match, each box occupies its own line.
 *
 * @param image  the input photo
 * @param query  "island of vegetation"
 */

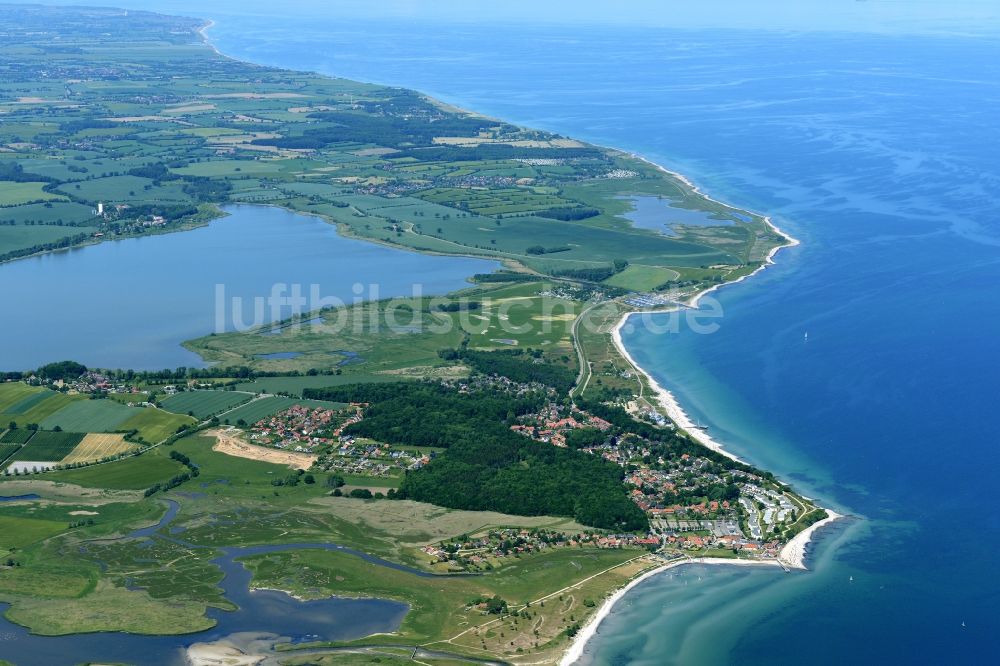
xmin=0 ymin=5 xmax=838 ymax=666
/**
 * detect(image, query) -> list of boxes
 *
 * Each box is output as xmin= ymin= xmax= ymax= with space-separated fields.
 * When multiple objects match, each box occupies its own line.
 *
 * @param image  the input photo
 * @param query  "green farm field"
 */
xmin=40 ymin=399 xmax=135 ymax=432
xmin=0 ymin=225 xmax=89 ymax=255
xmin=54 ymin=175 xmax=188 ymax=204
xmin=0 ymin=429 xmax=34 ymax=444
xmin=118 ymin=409 xmax=196 ymax=444
xmin=9 ymin=431 xmax=85 ymax=462
xmin=171 ymin=158 xmax=291 ymax=178
xmin=4 ymin=390 xmax=54 ymax=415
xmin=46 ymin=452 xmax=186 ymax=489
xmin=0 ymin=386 xmax=78 ymax=426
xmin=0 ymin=443 xmax=21 ymax=463
xmin=0 ymin=382 xmax=46 ymax=414
xmin=160 ymin=390 xmax=253 ymax=419
xmin=603 ymin=264 xmax=681 ymax=291
xmin=0 ymin=181 xmax=65 ymax=206
xmin=0 ymin=201 xmax=96 ymax=225
xmin=417 ymin=186 xmax=572 ymax=216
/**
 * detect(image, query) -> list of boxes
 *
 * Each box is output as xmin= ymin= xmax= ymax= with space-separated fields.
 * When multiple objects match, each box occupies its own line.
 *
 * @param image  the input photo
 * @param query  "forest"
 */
xmin=304 ymin=380 xmax=647 ymax=530
xmin=441 ymin=348 xmax=578 ymax=394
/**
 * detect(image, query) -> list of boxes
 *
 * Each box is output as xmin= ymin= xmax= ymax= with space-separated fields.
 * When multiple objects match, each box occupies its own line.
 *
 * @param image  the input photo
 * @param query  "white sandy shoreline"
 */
xmin=562 ymin=510 xmax=846 ymax=666
xmin=560 ymin=557 xmax=781 ymax=666
xmin=198 ymin=20 xmax=220 ymax=56
xmin=190 ymin=24 xmax=834 ymax=664
xmin=607 ymin=158 xmax=840 ymax=524
xmin=562 ymin=157 xmax=846 ymax=662
xmin=609 ymin=153 xmax=802 ymax=463
xmin=778 ymin=509 xmax=844 ymax=570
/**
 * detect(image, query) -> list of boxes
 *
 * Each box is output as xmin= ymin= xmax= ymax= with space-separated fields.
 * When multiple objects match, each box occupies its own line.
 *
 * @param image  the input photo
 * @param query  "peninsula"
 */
xmin=0 ymin=5 xmax=838 ymax=665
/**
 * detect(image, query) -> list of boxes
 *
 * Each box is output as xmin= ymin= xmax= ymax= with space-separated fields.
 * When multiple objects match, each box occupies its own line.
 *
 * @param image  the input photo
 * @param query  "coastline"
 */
xmin=606 ymin=153 xmax=803 ymax=462
xmin=611 ymin=312 xmax=743 ymax=463
xmin=606 ymin=170 xmax=840 ymax=521
xmin=628 ymin=151 xmax=802 ymax=282
xmin=563 ymin=507 xmax=845 ymax=666
xmin=195 ymin=19 xmax=841 ymax=666
xmin=583 ymin=159 xmax=846 ymax=664
xmin=560 ymin=556 xmax=782 ymax=666
xmin=777 ymin=509 xmax=844 ymax=570
xmin=198 ymin=20 xmax=220 ymax=55
xmin=607 ymin=152 xmax=800 ymax=463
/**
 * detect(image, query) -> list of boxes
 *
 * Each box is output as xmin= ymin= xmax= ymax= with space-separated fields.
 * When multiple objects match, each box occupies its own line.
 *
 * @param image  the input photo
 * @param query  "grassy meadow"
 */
xmin=184 ymin=281 xmax=580 ymax=379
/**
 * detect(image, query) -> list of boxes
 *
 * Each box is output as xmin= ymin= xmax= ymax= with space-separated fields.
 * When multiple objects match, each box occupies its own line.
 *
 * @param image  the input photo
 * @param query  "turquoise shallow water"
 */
xmin=8 ymin=3 xmax=1000 ymax=662
xmin=201 ymin=16 xmax=1000 ymax=664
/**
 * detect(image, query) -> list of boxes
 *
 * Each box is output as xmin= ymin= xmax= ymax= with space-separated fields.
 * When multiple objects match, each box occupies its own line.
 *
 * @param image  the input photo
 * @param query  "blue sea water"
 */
xmin=199 ymin=16 xmax=1000 ymax=665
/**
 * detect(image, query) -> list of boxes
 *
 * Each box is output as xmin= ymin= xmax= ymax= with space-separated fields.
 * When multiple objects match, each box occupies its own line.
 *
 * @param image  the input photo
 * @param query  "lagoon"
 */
xmin=206 ymin=14 xmax=1000 ymax=664
xmin=0 ymin=499 xmax=412 ymax=666
xmin=0 ymin=205 xmax=497 ymax=371
xmin=618 ymin=195 xmax=733 ymax=237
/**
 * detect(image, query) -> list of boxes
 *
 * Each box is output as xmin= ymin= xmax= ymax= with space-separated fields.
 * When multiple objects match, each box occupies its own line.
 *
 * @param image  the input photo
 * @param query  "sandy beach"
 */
xmin=778 ymin=509 xmax=845 ymax=569
xmin=560 ymin=556 xmax=782 ymax=666
xmin=198 ymin=20 xmax=221 ymax=56
xmin=609 ymin=153 xmax=801 ymax=464
xmin=611 ymin=314 xmax=744 ymax=463
xmin=186 ymin=641 xmax=263 ymax=666
xmin=557 ymin=509 xmax=845 ymax=666
xmin=564 ymin=157 xmax=845 ymax=662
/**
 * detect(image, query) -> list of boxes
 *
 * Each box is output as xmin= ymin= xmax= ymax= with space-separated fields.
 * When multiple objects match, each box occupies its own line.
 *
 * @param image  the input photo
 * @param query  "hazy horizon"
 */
xmin=20 ymin=0 xmax=1000 ymax=36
